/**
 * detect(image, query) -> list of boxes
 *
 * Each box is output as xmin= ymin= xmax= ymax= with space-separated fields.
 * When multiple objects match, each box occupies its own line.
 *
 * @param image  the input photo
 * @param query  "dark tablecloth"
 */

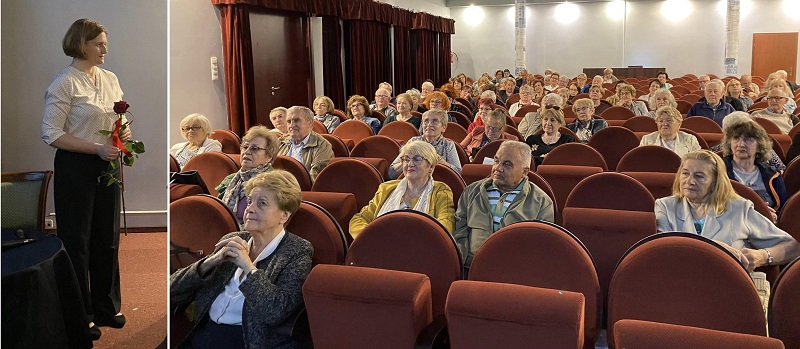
xmin=2 ymin=229 xmax=92 ymax=349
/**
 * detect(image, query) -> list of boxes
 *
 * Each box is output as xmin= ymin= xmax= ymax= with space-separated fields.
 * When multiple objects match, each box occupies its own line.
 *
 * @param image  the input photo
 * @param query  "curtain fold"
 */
xmin=218 ymin=4 xmax=256 ymax=136
xmin=344 ymin=20 xmax=391 ymax=99
xmin=436 ymin=33 xmax=452 ymax=87
xmin=412 ymin=29 xmax=436 ymax=89
xmin=322 ymin=16 xmax=346 ymax=109
xmin=393 ymin=26 xmax=412 ymax=94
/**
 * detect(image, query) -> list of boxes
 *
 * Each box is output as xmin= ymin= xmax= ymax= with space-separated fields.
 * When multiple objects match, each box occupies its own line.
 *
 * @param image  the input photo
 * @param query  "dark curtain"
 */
xmin=322 ymin=17 xmax=346 ymax=109
xmin=412 ymin=29 xmax=436 ymax=89
xmin=393 ymin=26 xmax=412 ymax=94
xmin=344 ymin=20 xmax=391 ymax=98
xmin=436 ymin=33 xmax=451 ymax=86
xmin=218 ymin=4 xmax=256 ymax=136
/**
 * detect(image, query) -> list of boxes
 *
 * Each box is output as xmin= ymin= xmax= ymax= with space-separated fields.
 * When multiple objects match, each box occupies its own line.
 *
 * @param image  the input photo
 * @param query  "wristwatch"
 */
xmin=763 ymin=249 xmax=773 ymax=266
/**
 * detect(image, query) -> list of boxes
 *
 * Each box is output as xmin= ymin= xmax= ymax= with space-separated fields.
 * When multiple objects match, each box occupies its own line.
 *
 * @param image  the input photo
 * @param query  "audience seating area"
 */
xmin=169 ymin=71 xmax=800 ymax=348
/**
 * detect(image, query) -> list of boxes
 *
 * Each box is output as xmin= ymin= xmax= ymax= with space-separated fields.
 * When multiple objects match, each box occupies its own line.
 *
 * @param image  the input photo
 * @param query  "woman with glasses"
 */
xmin=171 ymin=113 xmax=222 ymax=168
xmin=461 ymin=109 xmax=517 ymax=159
xmin=509 ymin=85 xmax=539 ymax=118
xmin=423 ymin=91 xmax=452 ymax=112
xmin=345 ymin=95 xmax=382 ymax=135
xmin=388 ymin=109 xmax=460 ymax=179
xmin=566 ymin=98 xmax=608 ymax=143
xmin=518 ymin=93 xmax=563 ymax=140
xmin=467 ymin=98 xmax=494 ymax=133
xmin=216 ymin=125 xmax=280 ymax=224
xmin=724 ymin=79 xmax=753 ymax=111
xmin=350 ymin=140 xmax=455 ymax=238
xmin=526 ymin=107 xmax=576 ymax=165
xmin=646 ymin=88 xmax=678 ymax=117
xmin=613 ymin=84 xmax=649 ymax=116
xmin=639 ymin=106 xmax=701 ymax=157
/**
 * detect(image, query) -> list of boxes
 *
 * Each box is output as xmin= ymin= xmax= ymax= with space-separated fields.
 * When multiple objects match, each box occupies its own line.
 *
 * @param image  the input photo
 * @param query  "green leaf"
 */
xmin=98 ymin=130 xmax=112 ymax=135
xmin=123 ymin=156 xmax=134 ymax=166
xmin=131 ymin=141 xmax=145 ymax=154
xmin=125 ymin=142 xmax=134 ymax=152
xmin=107 ymin=177 xmax=116 ymax=186
xmin=110 ymin=160 xmax=117 ymax=169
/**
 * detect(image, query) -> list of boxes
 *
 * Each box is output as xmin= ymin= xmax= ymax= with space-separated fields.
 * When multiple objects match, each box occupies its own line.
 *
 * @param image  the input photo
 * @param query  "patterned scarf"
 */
xmin=221 ymin=163 xmax=273 ymax=216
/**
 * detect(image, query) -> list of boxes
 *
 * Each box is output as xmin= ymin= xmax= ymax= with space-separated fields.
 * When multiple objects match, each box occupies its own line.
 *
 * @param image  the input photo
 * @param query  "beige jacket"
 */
xmin=278 ymin=131 xmax=334 ymax=181
xmin=639 ymin=131 xmax=701 ymax=157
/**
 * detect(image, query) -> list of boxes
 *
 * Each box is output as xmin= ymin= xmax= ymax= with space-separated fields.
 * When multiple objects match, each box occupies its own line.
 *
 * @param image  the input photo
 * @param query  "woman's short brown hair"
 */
xmin=540 ymin=107 xmax=566 ymax=125
xmin=721 ymin=120 xmax=772 ymax=163
xmin=313 ymin=96 xmax=335 ymax=114
xmin=346 ymin=95 xmax=371 ymax=120
xmin=63 ymin=19 xmax=107 ymax=59
xmin=243 ymin=125 xmax=280 ymax=164
xmin=245 ymin=170 xmax=302 ymax=225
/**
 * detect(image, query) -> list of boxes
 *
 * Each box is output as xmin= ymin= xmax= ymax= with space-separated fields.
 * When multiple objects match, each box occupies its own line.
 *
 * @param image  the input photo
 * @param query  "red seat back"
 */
xmin=588 ymin=126 xmax=640 ymax=171
xmin=443 ymin=123 xmax=468 ymax=145
xmin=621 ymin=115 xmax=657 ymax=133
xmin=471 ymin=139 xmax=507 ymax=164
xmin=311 ymin=158 xmax=383 ymax=209
xmin=614 ymin=319 xmax=784 ymax=349
xmin=332 ymin=120 xmax=374 ymax=144
xmin=608 ymin=233 xmax=767 ymax=348
xmin=272 ymin=155 xmax=312 ymax=191
xmin=170 ymin=194 xmax=238 ymax=268
xmin=287 ymin=201 xmax=347 ymax=266
xmin=301 ymin=191 xmax=358 ymax=245
xmin=349 ymin=135 xmax=401 ymax=166
xmin=770 ymin=256 xmax=800 ymax=349
xmin=617 ymin=145 xmax=682 ymax=173
xmin=447 ymin=110 xmax=472 ymax=130
xmin=320 ymin=134 xmax=350 ymax=157
xmin=209 ymin=129 xmax=242 ymax=154
xmin=469 ymin=221 xmax=600 ymax=348
xmin=378 ymin=121 xmax=420 ymax=143
xmin=345 ymin=210 xmax=462 ymax=316
xmin=541 ymin=142 xmax=608 ymax=169
xmin=730 ymin=180 xmax=774 ymax=219
xmin=182 ymin=152 xmax=240 ymax=197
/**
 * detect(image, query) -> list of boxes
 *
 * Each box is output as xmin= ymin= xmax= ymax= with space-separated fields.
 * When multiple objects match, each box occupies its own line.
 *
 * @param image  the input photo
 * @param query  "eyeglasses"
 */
xmin=430 ymin=100 xmax=443 ymax=104
xmin=478 ymin=107 xmax=493 ymax=112
xmin=375 ymin=95 xmax=390 ymax=99
xmin=656 ymin=119 xmax=675 ymax=125
xmin=545 ymin=105 xmax=561 ymax=110
xmin=575 ymin=107 xmax=590 ymax=113
xmin=181 ymin=126 xmax=202 ymax=132
xmin=241 ymin=143 xmax=266 ymax=153
xmin=401 ymin=155 xmax=425 ymax=165
xmin=422 ymin=118 xmax=441 ymax=125
xmin=485 ymin=125 xmax=503 ymax=133
xmin=766 ymin=96 xmax=787 ymax=101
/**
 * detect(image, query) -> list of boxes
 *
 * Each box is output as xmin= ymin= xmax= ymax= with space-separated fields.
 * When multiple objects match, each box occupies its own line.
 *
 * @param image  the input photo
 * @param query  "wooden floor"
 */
xmin=93 ymin=232 xmax=167 ymax=349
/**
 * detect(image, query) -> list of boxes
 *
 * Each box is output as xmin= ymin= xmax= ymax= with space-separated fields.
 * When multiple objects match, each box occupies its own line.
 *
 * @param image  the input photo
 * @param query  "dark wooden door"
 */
xmin=250 ymin=10 xmax=314 ymax=128
xmin=752 ymin=32 xmax=798 ymax=82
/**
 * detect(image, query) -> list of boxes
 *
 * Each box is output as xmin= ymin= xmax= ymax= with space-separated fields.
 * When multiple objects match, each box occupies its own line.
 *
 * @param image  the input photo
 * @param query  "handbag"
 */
xmin=169 ymin=171 xmax=209 ymax=194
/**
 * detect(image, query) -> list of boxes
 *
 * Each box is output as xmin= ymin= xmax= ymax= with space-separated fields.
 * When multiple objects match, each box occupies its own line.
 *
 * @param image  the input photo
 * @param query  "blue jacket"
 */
xmin=724 ymin=156 xmax=788 ymax=212
xmin=687 ymin=100 xmax=735 ymax=126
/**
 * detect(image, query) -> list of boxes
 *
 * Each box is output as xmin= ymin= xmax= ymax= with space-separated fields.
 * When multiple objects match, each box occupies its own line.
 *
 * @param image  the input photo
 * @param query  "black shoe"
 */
xmin=89 ymin=324 xmax=102 ymax=340
xmin=94 ymin=313 xmax=126 ymax=329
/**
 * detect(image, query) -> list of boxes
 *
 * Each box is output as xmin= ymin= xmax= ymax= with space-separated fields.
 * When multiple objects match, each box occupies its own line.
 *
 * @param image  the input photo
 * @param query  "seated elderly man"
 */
xmin=602 ymin=68 xmax=618 ymax=84
xmin=751 ymin=88 xmax=799 ymax=134
xmin=740 ymin=74 xmax=760 ymax=99
xmin=544 ymin=72 xmax=560 ymax=93
xmin=697 ymin=75 xmax=711 ymax=90
xmin=687 ymin=80 xmax=735 ymax=126
xmin=277 ymin=106 xmax=334 ymax=181
xmin=378 ymin=82 xmax=396 ymax=104
xmin=454 ymin=141 xmax=555 ymax=271
xmin=370 ymin=87 xmax=398 ymax=121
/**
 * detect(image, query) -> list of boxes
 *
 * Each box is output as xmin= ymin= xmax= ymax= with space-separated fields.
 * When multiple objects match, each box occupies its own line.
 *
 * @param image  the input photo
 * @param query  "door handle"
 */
xmin=271 ymin=86 xmax=281 ymax=90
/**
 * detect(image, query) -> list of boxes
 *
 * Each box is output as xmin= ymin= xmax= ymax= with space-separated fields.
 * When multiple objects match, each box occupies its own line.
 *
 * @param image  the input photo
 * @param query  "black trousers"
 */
xmin=54 ymin=149 xmax=121 ymax=321
xmin=190 ymin=320 xmax=244 ymax=349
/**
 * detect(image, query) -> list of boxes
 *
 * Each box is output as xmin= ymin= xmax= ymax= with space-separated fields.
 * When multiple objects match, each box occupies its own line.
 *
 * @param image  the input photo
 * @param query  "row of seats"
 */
xmin=297 ymin=215 xmax=800 ymax=349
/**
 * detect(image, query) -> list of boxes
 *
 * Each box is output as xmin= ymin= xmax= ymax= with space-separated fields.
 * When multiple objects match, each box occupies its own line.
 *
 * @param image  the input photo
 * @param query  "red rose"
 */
xmin=114 ymin=101 xmax=130 ymax=114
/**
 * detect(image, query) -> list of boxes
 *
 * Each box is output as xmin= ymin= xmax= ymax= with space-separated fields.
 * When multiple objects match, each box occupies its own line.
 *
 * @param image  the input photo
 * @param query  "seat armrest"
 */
xmin=415 ymin=314 xmax=449 ymax=349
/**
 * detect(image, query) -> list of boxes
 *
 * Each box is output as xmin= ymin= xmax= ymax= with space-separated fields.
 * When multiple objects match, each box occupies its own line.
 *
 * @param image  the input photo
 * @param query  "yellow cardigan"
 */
xmin=349 ymin=180 xmax=455 ymax=238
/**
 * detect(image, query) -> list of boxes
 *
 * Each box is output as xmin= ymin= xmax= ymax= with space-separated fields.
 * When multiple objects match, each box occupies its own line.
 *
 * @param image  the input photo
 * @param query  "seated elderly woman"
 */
xmin=612 ymin=84 xmax=649 ymax=116
xmin=217 ymin=126 xmax=280 ymax=224
xmin=345 ymin=95 xmax=381 ymax=135
xmin=383 ymin=93 xmax=421 ymax=130
xmin=639 ymin=79 xmax=662 ymax=103
xmin=711 ymin=112 xmax=785 ymax=172
xmin=530 ymin=80 xmax=547 ymax=107
xmin=268 ymin=107 xmax=288 ymax=135
xmin=556 ymin=88 xmax=571 ymax=108
xmin=497 ymin=77 xmax=519 ymax=105
xmin=389 ymin=109 xmax=461 ymax=179
xmin=721 ymin=120 xmax=788 ymax=219
xmin=655 ymin=150 xmax=800 ymax=271
xmin=588 ymin=85 xmax=613 ymax=115
xmin=602 ymin=68 xmax=618 ymax=84
xmin=526 ymin=107 xmax=577 ymax=165
xmin=171 ymin=170 xmax=313 ymax=349
xmin=640 ymin=106 xmax=701 ymax=157
xmin=646 ymin=88 xmax=678 ymax=117
xmin=467 ymin=98 xmax=494 ymax=133
xmin=567 ymin=82 xmax=581 ymax=101
xmin=724 ymin=79 xmax=754 ymax=111
xmin=461 ymin=109 xmax=517 ymax=159
xmin=567 ymin=98 xmax=608 ymax=143
xmin=312 ymin=96 xmax=341 ymax=133
xmin=171 ymin=113 xmax=222 ymax=168
xmin=518 ymin=93 xmax=563 ymax=140
xmin=350 ymin=141 xmax=455 ymax=237
xmin=424 ymin=90 xmax=452 ymax=112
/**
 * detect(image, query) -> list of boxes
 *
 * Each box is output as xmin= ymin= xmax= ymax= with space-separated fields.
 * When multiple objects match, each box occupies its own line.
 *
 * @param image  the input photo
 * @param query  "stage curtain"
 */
xmin=412 ymin=29 xmax=436 ymax=89
xmin=393 ymin=26 xmax=412 ymax=94
xmin=218 ymin=4 xmax=256 ymax=136
xmin=344 ymin=20 xmax=391 ymax=98
xmin=322 ymin=16 xmax=346 ymax=109
xmin=437 ymin=33 xmax=452 ymax=86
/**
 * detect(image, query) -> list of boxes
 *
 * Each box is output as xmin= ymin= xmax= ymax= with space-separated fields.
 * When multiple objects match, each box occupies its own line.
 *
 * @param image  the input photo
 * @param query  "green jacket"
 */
xmin=453 ymin=177 xmax=554 ymax=267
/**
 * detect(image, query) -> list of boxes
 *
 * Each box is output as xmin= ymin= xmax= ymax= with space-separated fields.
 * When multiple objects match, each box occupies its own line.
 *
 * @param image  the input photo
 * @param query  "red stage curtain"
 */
xmin=437 ymin=33 xmax=452 ymax=86
xmin=322 ymin=16 xmax=346 ymax=109
xmin=412 ymin=29 xmax=437 ymax=88
xmin=393 ymin=26 xmax=412 ymax=94
xmin=344 ymin=20 xmax=391 ymax=99
xmin=218 ymin=4 xmax=256 ymax=136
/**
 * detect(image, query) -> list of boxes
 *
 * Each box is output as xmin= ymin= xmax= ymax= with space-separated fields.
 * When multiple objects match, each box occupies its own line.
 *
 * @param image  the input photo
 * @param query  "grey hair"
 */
xmin=498 ymin=141 xmax=532 ymax=171
xmin=542 ymin=92 xmax=563 ymax=106
xmin=648 ymin=88 xmax=677 ymax=110
xmin=422 ymin=81 xmax=434 ymax=90
xmin=721 ymin=111 xmax=752 ymax=131
xmin=286 ymin=105 xmax=313 ymax=122
xmin=480 ymin=90 xmax=497 ymax=101
xmin=706 ymin=79 xmax=724 ymax=90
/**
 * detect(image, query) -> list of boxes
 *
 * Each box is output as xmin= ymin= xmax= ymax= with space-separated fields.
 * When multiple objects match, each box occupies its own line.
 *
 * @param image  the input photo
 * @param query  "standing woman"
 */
xmin=41 ymin=19 xmax=128 ymax=339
